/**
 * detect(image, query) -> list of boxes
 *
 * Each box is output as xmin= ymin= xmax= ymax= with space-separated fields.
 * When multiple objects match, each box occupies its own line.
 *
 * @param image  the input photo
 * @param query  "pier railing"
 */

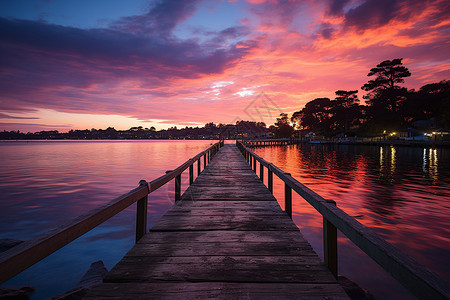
xmin=0 ymin=140 xmax=224 ymax=284
xmin=236 ymin=140 xmax=450 ymax=300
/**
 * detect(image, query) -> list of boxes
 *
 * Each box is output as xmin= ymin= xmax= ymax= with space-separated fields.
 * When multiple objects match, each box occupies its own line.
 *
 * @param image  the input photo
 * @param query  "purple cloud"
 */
xmin=0 ymin=0 xmax=255 ymax=115
xmin=0 ymin=113 xmax=39 ymax=120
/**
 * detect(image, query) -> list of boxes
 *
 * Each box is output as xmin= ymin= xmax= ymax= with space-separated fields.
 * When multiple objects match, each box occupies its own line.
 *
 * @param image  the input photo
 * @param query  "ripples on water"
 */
xmin=253 ymin=144 xmax=450 ymax=299
xmin=0 ymin=140 xmax=216 ymax=299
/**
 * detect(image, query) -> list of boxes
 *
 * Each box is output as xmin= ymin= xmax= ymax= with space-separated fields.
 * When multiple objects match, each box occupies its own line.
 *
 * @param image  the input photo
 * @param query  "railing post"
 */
xmin=253 ymin=156 xmax=256 ymax=172
xmin=197 ymin=158 xmax=201 ymax=175
xmin=324 ymin=199 xmax=338 ymax=278
xmin=260 ymin=163 xmax=264 ymax=182
xmin=189 ymin=164 xmax=194 ymax=185
xmin=175 ymin=174 xmax=181 ymax=201
xmin=284 ymin=173 xmax=292 ymax=219
xmin=136 ymin=180 xmax=149 ymax=243
xmin=204 ymin=153 xmax=207 ymax=167
xmin=268 ymin=165 xmax=273 ymax=194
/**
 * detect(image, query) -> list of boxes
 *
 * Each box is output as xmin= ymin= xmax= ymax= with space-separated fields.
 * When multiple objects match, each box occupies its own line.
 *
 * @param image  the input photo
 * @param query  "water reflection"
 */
xmin=423 ymin=148 xmax=438 ymax=182
xmin=253 ymin=144 xmax=450 ymax=299
xmin=378 ymin=146 xmax=397 ymax=183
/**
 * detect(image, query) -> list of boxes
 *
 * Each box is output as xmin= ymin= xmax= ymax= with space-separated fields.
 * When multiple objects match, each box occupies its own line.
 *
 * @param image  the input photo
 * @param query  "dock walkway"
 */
xmin=86 ymin=144 xmax=348 ymax=299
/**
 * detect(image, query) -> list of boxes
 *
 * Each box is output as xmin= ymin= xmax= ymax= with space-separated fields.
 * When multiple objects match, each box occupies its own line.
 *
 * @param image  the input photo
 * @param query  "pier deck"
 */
xmin=85 ymin=144 xmax=348 ymax=299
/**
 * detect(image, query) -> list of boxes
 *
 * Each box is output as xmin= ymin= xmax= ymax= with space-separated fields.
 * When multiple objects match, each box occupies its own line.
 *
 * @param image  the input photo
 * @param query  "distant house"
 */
xmin=412 ymin=120 xmax=437 ymax=129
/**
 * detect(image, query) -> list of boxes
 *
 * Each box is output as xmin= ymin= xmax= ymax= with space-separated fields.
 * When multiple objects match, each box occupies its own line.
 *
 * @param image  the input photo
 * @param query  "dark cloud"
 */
xmin=344 ymin=0 xmax=400 ymax=30
xmin=319 ymin=22 xmax=335 ymax=39
xmin=341 ymin=0 xmax=445 ymax=31
xmin=327 ymin=0 xmax=351 ymax=16
xmin=110 ymin=0 xmax=199 ymax=35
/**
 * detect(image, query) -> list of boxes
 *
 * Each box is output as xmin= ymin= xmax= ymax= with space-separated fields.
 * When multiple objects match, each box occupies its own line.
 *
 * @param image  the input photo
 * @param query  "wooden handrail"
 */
xmin=0 ymin=140 xmax=224 ymax=284
xmin=236 ymin=141 xmax=450 ymax=300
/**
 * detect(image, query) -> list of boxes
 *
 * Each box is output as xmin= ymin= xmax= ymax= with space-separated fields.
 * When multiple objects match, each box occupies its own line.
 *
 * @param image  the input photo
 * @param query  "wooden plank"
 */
xmin=150 ymin=214 xmax=298 ymax=231
xmin=172 ymin=200 xmax=282 ymax=209
xmin=138 ymin=230 xmax=309 ymax=244
xmin=124 ymin=242 xmax=316 ymax=258
xmin=104 ymin=260 xmax=335 ymax=283
xmin=85 ymin=282 xmax=349 ymax=299
xmin=163 ymin=207 xmax=287 ymax=216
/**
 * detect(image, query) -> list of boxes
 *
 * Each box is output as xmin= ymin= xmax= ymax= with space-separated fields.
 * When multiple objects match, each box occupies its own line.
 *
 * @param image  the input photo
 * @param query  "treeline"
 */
xmin=0 ymin=121 xmax=270 ymax=140
xmin=289 ymin=59 xmax=449 ymax=137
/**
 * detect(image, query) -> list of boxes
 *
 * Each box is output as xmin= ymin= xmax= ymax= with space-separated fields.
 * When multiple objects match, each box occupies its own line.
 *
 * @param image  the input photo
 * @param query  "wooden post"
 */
xmin=136 ymin=180 xmax=149 ymax=243
xmin=197 ymin=158 xmax=201 ymax=175
xmin=204 ymin=153 xmax=207 ymax=167
xmin=260 ymin=163 xmax=264 ymax=182
xmin=253 ymin=157 xmax=256 ymax=172
xmin=268 ymin=166 xmax=273 ymax=194
xmin=324 ymin=199 xmax=338 ymax=278
xmin=175 ymin=174 xmax=181 ymax=201
xmin=189 ymin=164 xmax=194 ymax=185
xmin=284 ymin=173 xmax=292 ymax=219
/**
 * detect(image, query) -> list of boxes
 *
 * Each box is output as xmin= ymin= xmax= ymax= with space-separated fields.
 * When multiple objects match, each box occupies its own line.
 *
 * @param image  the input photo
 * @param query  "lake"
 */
xmin=0 ymin=140 xmax=449 ymax=299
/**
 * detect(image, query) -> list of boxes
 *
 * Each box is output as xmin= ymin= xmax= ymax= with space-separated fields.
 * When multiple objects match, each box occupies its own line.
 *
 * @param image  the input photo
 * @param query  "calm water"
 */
xmin=0 ymin=141 xmax=449 ymax=299
xmin=0 ymin=140 xmax=216 ymax=299
xmin=253 ymin=144 xmax=450 ymax=299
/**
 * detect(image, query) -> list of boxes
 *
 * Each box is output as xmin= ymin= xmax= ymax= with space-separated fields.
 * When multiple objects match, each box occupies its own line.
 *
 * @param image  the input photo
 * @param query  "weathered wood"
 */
xmin=189 ymin=164 xmax=194 ymax=185
xmin=85 ymin=282 xmax=349 ymax=300
xmin=150 ymin=214 xmax=300 ymax=231
xmin=138 ymin=230 xmax=313 ymax=244
xmin=135 ymin=180 xmax=149 ymax=243
xmin=268 ymin=168 xmax=273 ymax=193
xmin=285 ymin=173 xmax=292 ymax=219
xmin=197 ymin=158 xmax=201 ymax=176
xmin=324 ymin=199 xmax=338 ymax=278
xmin=260 ymin=162 xmax=264 ymax=182
xmin=175 ymin=174 xmax=181 ymax=201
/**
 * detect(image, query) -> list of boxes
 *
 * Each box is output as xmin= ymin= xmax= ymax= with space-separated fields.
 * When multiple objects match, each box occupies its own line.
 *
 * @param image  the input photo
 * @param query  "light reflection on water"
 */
xmin=0 ymin=140 xmax=216 ymax=299
xmin=253 ymin=144 xmax=450 ymax=299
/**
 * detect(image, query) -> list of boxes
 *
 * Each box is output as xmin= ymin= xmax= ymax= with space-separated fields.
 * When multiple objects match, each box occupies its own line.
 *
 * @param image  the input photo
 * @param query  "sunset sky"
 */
xmin=1 ymin=0 xmax=449 ymax=132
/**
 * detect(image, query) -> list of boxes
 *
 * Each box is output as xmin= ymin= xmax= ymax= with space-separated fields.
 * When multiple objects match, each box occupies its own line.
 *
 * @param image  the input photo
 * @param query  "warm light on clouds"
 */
xmin=0 ymin=0 xmax=448 ymax=132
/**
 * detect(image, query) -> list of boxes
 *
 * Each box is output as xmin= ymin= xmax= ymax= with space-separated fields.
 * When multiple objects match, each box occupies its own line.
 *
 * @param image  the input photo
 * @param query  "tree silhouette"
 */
xmin=403 ymin=80 xmax=450 ymax=127
xmin=331 ymin=90 xmax=364 ymax=135
xmin=273 ymin=113 xmax=295 ymax=137
xmin=291 ymin=98 xmax=334 ymax=136
xmin=362 ymin=58 xmax=411 ymax=130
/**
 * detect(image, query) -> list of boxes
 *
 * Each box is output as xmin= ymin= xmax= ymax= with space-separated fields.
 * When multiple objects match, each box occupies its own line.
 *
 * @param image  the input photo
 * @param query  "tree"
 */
xmin=273 ymin=113 xmax=294 ymax=137
xmin=330 ymin=90 xmax=364 ymax=135
xmin=403 ymin=80 xmax=450 ymax=127
xmin=291 ymin=98 xmax=334 ymax=135
xmin=361 ymin=58 xmax=411 ymax=130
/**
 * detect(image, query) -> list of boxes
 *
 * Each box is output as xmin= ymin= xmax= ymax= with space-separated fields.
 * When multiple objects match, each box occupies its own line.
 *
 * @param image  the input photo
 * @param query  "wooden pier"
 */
xmin=85 ymin=144 xmax=349 ymax=299
xmin=2 ymin=141 xmax=448 ymax=299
